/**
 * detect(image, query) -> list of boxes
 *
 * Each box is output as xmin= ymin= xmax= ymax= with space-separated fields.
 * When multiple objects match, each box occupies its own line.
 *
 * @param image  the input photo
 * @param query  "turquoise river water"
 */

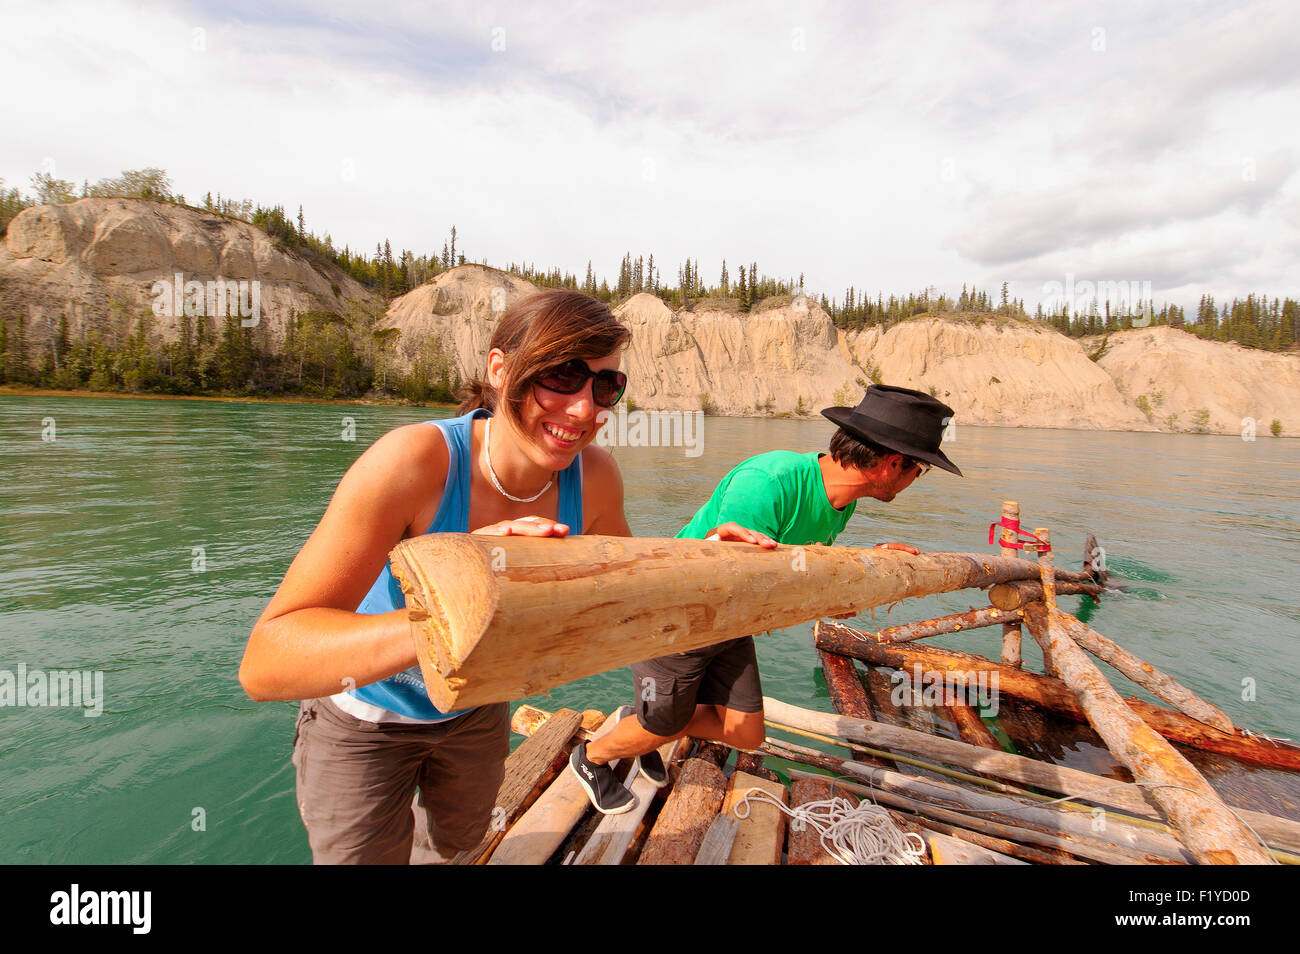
xmin=0 ymin=394 xmax=1296 ymax=862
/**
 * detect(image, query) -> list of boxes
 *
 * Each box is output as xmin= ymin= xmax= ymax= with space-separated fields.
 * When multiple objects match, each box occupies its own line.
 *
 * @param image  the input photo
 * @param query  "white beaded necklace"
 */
xmin=484 ymin=417 xmax=554 ymax=503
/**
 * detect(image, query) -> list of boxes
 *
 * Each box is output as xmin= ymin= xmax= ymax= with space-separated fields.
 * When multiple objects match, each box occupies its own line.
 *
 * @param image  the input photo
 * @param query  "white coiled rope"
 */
xmin=732 ymin=788 xmax=926 ymax=865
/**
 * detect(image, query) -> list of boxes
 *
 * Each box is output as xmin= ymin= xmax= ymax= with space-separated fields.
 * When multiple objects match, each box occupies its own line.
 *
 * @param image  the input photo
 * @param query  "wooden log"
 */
xmin=693 ymin=816 xmax=739 ymax=865
xmin=786 ymin=776 xmax=841 ymax=865
xmin=637 ymin=757 xmax=728 ymax=865
xmin=733 ymin=750 xmax=779 ymax=782
xmin=486 ymin=710 xmax=621 ymax=865
xmin=904 ymin=814 xmax=1087 ymax=865
xmin=948 ymin=699 xmax=1003 ymax=751
xmin=999 ymin=500 xmax=1023 ymax=668
xmin=694 ymin=741 xmax=731 ymax=768
xmin=1052 ymin=611 xmax=1235 ymax=733
xmin=1023 ymin=574 xmax=1273 ymax=863
xmin=818 ymin=649 xmax=892 ymax=767
xmin=452 ymin=707 xmax=584 ymax=865
xmin=814 ymin=621 xmax=1300 ymax=772
xmin=388 ymin=533 xmax=1100 ymax=710
xmin=990 ymin=579 xmax=1104 ymax=610
xmin=761 ymin=697 xmax=1300 ymax=856
xmin=929 ymin=832 xmax=1028 ymax=865
xmin=721 ymin=771 xmax=789 ymax=865
xmin=877 ymin=605 xmax=1018 ymax=643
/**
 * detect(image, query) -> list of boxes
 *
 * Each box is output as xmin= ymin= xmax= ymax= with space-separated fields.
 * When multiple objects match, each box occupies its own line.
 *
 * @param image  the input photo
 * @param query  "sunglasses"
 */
xmin=533 ymin=359 xmax=627 ymax=408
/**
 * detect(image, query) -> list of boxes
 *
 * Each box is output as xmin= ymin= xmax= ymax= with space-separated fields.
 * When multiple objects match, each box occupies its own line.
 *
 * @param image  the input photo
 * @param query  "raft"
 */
xmin=392 ymin=503 xmax=1300 ymax=865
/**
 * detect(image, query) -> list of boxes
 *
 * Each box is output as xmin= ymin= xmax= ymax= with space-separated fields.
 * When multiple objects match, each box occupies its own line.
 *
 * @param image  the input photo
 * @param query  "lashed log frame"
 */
xmin=452 ymin=707 xmax=584 ymax=865
xmin=815 ymin=622 xmax=1300 ymax=772
xmin=765 ymin=745 xmax=1193 ymax=864
xmin=999 ymin=501 xmax=1023 ymax=668
xmin=388 ymin=533 xmax=1098 ymax=711
xmin=637 ymin=757 xmax=728 ymax=865
xmin=877 ymin=605 xmax=1019 ymax=643
xmin=1028 ymin=537 xmax=1272 ymax=865
xmin=762 ymin=694 xmax=1300 ymax=855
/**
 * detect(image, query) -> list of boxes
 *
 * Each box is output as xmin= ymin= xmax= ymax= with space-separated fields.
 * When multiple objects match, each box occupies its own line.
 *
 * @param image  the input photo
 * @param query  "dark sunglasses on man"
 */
xmin=533 ymin=359 xmax=627 ymax=408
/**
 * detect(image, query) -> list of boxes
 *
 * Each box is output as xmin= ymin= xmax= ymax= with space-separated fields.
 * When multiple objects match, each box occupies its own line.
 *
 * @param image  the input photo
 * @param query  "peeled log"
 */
xmin=1024 ymin=602 xmax=1272 ymax=865
xmin=989 ymin=580 xmax=1105 ymax=609
xmin=877 ymin=605 xmax=1017 ymax=643
xmin=814 ymin=621 xmax=1300 ymax=772
xmin=388 ymin=533 xmax=1097 ymax=711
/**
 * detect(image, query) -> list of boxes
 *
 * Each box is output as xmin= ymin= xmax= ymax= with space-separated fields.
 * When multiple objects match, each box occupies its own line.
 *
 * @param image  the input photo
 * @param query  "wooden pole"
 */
xmin=876 ymin=605 xmax=1019 ymax=643
xmin=814 ymin=621 xmax=1300 ymax=772
xmin=389 ymin=533 xmax=1101 ymax=710
xmin=989 ymin=579 xmax=1104 ymax=609
xmin=999 ymin=501 xmax=1023 ymax=667
xmin=720 ymin=771 xmax=788 ymax=864
xmin=817 ymin=649 xmax=893 ymax=767
xmin=1026 ymin=541 xmax=1273 ymax=864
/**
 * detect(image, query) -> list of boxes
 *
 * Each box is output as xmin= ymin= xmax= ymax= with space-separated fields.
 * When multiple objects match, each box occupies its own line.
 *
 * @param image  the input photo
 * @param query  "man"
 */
xmin=570 ymin=384 xmax=963 ymax=813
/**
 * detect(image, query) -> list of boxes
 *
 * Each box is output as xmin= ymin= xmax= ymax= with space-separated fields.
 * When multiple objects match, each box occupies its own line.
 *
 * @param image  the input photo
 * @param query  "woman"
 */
xmin=238 ymin=289 xmax=637 ymax=863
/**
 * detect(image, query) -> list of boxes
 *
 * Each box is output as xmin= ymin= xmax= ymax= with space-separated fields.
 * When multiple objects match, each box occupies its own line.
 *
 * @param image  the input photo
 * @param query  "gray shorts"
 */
xmin=291 ymin=696 xmax=509 ymax=864
xmin=629 ymin=636 xmax=764 ymax=737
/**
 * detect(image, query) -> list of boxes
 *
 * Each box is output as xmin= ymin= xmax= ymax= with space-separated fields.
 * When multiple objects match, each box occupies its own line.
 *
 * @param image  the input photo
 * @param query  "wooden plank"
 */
xmin=786 ymin=777 xmax=839 ymax=865
xmin=637 ymin=758 xmax=728 ymax=865
xmin=721 ymin=771 xmax=788 ymax=865
xmin=486 ymin=711 xmax=620 ymax=865
xmin=928 ymin=832 xmax=1028 ymax=865
xmin=693 ymin=816 xmax=739 ymax=865
xmin=572 ymin=738 xmax=684 ymax=866
xmin=452 ymin=707 xmax=583 ymax=865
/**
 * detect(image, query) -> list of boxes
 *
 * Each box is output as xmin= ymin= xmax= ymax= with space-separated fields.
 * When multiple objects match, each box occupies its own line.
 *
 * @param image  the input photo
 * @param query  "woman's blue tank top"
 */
xmin=340 ymin=408 xmax=583 ymax=722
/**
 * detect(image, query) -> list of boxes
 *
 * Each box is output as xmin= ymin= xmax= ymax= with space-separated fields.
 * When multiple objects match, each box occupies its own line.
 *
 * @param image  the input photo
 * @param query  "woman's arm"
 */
xmin=581 ymin=444 xmax=633 ymax=537
xmin=237 ymin=424 xmax=449 ymax=702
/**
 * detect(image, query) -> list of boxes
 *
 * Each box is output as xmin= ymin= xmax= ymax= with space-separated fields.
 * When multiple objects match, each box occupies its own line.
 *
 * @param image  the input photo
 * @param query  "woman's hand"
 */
xmin=874 ymin=541 xmax=920 ymax=555
xmin=472 ymin=516 xmax=571 ymax=537
xmin=704 ymin=523 xmax=778 ymax=548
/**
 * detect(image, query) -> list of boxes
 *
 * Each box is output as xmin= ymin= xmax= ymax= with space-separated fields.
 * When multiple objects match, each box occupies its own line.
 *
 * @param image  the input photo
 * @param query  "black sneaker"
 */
xmin=632 ymin=747 xmax=669 ymax=789
xmin=570 ymin=742 xmax=636 ymax=815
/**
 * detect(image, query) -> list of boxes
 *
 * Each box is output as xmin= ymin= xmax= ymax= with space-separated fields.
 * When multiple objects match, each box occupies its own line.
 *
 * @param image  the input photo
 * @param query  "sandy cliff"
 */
xmin=1090 ymin=326 xmax=1299 ymax=436
xmin=0 ymin=198 xmax=376 ymax=346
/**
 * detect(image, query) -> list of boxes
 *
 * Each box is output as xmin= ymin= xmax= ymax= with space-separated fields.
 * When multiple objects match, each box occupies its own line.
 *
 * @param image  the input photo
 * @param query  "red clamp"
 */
xmin=988 ymin=517 xmax=1051 ymax=553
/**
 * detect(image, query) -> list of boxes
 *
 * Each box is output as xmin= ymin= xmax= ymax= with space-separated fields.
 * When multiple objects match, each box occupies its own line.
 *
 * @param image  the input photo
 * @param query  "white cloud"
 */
xmin=2 ymin=0 xmax=1296 ymax=312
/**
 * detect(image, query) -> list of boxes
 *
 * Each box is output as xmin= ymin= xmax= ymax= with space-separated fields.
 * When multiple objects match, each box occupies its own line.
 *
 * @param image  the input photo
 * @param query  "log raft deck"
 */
xmin=392 ymin=503 xmax=1300 ymax=865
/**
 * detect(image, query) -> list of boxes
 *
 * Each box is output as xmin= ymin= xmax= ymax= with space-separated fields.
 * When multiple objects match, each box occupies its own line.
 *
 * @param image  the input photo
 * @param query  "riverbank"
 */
xmin=0 ymin=385 xmax=458 ymax=410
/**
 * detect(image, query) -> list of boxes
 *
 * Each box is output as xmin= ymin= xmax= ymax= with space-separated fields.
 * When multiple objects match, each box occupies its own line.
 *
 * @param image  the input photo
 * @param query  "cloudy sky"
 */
xmin=3 ymin=0 xmax=1297 ymax=311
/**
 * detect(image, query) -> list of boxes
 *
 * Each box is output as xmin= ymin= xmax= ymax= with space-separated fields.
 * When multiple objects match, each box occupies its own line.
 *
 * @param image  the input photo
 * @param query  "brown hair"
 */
xmin=829 ymin=427 xmax=920 ymax=473
xmin=457 ymin=289 xmax=631 ymax=423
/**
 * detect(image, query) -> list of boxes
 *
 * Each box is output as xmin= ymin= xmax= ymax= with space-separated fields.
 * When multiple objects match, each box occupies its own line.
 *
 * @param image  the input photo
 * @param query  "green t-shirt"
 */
xmin=677 ymin=451 xmax=856 ymax=545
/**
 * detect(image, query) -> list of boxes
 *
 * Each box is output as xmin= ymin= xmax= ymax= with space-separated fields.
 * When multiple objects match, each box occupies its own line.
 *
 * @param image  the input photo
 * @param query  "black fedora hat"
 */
xmin=821 ymin=384 xmax=962 ymax=476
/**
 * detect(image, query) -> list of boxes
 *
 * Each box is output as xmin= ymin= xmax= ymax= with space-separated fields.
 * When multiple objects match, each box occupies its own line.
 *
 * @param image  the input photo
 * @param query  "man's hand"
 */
xmin=472 ymin=516 xmax=570 ymax=536
xmin=704 ymin=523 xmax=778 ymax=548
xmin=874 ymin=541 xmax=920 ymax=555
